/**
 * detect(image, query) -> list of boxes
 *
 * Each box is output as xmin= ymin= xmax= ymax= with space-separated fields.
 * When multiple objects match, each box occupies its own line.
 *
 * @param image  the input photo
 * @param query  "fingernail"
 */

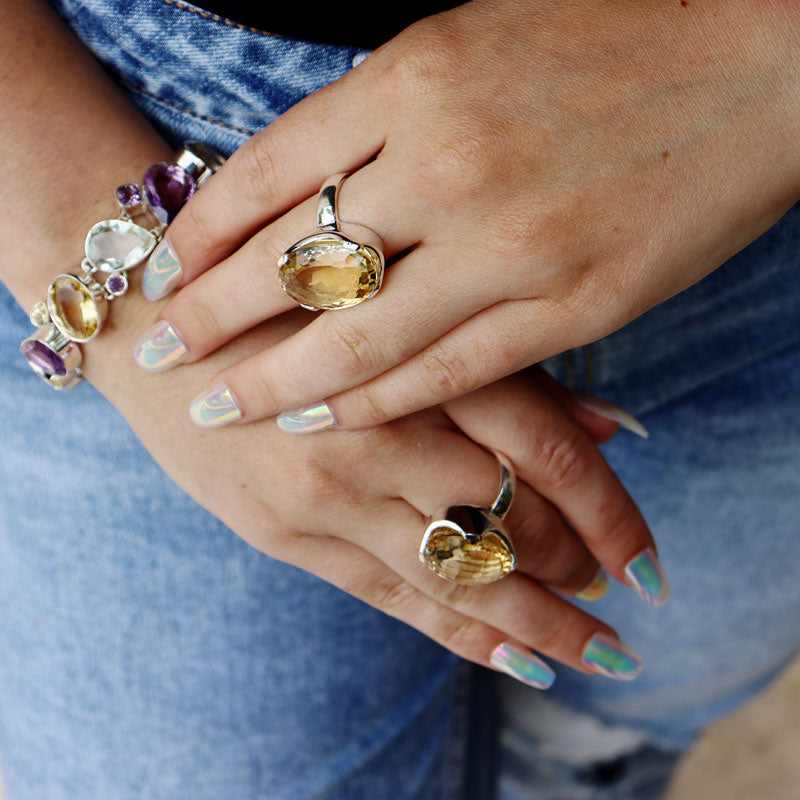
xmin=582 ymin=633 xmax=643 ymax=680
xmin=133 ymin=320 xmax=188 ymax=373
xmin=142 ymin=238 xmax=182 ymax=301
xmin=573 ymin=394 xmax=649 ymax=439
xmin=490 ymin=642 xmax=556 ymax=690
xmin=576 ymin=568 xmax=609 ymax=602
xmin=276 ymin=402 xmax=336 ymax=434
xmin=189 ymin=384 xmax=242 ymax=428
xmin=624 ymin=548 xmax=670 ymax=607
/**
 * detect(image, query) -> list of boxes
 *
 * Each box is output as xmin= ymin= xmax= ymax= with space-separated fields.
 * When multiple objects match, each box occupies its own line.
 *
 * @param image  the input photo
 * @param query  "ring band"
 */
xmin=277 ymin=173 xmax=385 ymax=311
xmin=419 ymin=450 xmax=517 ymax=585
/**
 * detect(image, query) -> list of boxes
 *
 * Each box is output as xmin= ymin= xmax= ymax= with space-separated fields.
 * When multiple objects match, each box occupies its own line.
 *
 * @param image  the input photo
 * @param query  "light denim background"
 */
xmin=0 ymin=1 xmax=798 ymax=798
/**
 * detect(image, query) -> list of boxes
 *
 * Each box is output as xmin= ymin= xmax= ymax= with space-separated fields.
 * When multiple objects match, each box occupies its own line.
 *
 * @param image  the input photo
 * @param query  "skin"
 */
xmin=0 ymin=0 xmax=659 ymax=682
xmin=151 ymin=0 xmax=800 ymax=430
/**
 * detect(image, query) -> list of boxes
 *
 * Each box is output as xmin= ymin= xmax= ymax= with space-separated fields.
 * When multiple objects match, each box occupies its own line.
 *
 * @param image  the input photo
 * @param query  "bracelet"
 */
xmin=19 ymin=141 xmax=226 ymax=390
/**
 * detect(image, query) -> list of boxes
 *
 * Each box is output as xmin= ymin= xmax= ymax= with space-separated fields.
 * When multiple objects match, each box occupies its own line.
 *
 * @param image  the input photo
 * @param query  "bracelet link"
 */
xmin=20 ymin=141 xmax=226 ymax=390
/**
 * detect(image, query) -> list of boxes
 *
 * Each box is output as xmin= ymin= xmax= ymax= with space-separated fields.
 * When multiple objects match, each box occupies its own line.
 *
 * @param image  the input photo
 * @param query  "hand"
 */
xmin=138 ymin=0 xmax=800 ymax=431
xmin=0 ymin=0 xmax=663 ymax=689
xmin=120 ymin=311 xmax=665 ymax=686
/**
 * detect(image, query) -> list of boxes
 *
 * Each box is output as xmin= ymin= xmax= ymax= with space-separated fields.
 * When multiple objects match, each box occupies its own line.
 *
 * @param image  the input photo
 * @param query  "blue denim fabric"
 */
xmin=0 ymin=1 xmax=798 ymax=798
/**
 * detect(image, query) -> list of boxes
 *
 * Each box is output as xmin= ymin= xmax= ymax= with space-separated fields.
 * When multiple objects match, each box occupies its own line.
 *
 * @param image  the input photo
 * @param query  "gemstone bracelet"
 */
xmin=20 ymin=142 xmax=225 ymax=390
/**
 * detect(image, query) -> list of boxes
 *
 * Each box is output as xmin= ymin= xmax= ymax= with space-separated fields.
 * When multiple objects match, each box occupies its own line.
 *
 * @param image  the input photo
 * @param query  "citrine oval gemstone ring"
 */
xmin=419 ymin=451 xmax=517 ymax=586
xmin=277 ymin=173 xmax=385 ymax=311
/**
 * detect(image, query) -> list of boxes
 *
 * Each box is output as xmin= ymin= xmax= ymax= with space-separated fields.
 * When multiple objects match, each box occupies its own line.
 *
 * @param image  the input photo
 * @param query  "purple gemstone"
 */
xmin=106 ymin=274 xmax=127 ymax=294
xmin=21 ymin=340 xmax=67 ymax=376
xmin=143 ymin=163 xmax=196 ymax=225
xmin=116 ymin=183 xmax=142 ymax=208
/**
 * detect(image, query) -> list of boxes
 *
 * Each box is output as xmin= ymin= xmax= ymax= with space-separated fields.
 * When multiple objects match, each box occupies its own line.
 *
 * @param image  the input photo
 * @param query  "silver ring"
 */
xmin=419 ymin=450 xmax=517 ymax=585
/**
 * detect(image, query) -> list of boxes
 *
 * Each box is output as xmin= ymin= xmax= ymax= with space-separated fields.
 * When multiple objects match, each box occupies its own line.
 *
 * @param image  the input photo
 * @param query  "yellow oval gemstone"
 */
xmin=279 ymin=235 xmax=382 ymax=310
xmin=421 ymin=522 xmax=515 ymax=585
xmin=47 ymin=275 xmax=104 ymax=342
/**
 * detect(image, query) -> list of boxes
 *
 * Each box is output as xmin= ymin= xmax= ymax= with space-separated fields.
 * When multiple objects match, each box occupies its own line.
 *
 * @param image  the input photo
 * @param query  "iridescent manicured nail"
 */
xmin=576 ymin=568 xmax=609 ymax=602
xmin=625 ymin=548 xmax=670 ymax=607
xmin=582 ymin=633 xmax=643 ymax=680
xmin=133 ymin=320 xmax=188 ymax=373
xmin=142 ymin=238 xmax=182 ymax=301
xmin=490 ymin=642 xmax=555 ymax=690
xmin=276 ymin=402 xmax=336 ymax=434
xmin=573 ymin=394 xmax=649 ymax=439
xmin=189 ymin=384 xmax=242 ymax=428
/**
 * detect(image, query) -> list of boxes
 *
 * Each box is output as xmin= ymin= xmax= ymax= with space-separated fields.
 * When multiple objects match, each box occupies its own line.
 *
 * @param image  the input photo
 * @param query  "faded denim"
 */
xmin=0 ymin=1 xmax=798 ymax=798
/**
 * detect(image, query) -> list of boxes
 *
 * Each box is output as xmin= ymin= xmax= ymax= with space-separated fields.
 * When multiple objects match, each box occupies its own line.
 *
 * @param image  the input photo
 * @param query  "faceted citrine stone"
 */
xmin=47 ymin=275 xmax=106 ymax=342
xmin=422 ymin=526 xmax=515 ymax=585
xmin=420 ymin=506 xmax=516 ymax=585
xmin=279 ymin=234 xmax=382 ymax=310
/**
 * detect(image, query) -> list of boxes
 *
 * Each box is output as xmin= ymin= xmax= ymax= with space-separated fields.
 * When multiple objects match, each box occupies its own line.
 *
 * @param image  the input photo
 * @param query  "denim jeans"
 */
xmin=1 ymin=1 xmax=798 ymax=798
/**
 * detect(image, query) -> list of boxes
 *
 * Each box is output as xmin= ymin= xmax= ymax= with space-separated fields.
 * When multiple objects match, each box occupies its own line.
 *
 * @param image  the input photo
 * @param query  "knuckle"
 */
xmin=380 ymin=21 xmax=459 ymax=99
xmin=526 ymin=609 xmax=567 ymax=654
xmin=419 ymin=346 xmax=473 ymax=398
xmin=168 ymin=288 xmax=225 ymax=348
xmin=440 ymin=616 xmax=483 ymax=657
xmin=244 ymin=359 xmax=285 ymax=417
xmin=239 ymin=135 xmax=280 ymax=207
xmin=429 ymin=577 xmax=472 ymax=609
xmin=511 ymin=514 xmax=560 ymax=573
xmin=369 ymin=576 xmax=418 ymax=616
xmin=412 ymin=123 xmax=508 ymax=196
xmin=538 ymin=430 xmax=589 ymax=492
xmin=489 ymin=200 xmax=573 ymax=284
xmin=328 ymin=320 xmax=379 ymax=379
xmin=351 ymin=388 xmax=391 ymax=429
xmin=178 ymin=202 xmax=218 ymax=257
xmin=595 ymin=504 xmax=638 ymax=551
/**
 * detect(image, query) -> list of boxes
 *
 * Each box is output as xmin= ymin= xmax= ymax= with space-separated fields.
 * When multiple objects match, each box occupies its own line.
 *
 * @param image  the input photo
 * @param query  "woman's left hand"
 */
xmin=138 ymin=0 xmax=800 ymax=430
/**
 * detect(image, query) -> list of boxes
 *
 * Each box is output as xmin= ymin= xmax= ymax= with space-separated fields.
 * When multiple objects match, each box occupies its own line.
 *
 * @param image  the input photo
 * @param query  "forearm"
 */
xmin=0 ymin=0 xmax=169 ymax=305
xmin=0 ymin=0 xmax=310 ymax=438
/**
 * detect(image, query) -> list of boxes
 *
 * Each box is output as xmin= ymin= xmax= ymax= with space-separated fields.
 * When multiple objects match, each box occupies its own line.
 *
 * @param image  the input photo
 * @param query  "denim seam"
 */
xmin=161 ymin=0 xmax=284 ymax=39
xmin=120 ymin=77 xmax=257 ymax=136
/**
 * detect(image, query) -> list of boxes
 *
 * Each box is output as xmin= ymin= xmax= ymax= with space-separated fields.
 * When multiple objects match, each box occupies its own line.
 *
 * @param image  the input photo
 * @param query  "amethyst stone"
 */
xmin=106 ymin=274 xmax=128 ymax=295
xmin=143 ymin=163 xmax=196 ymax=225
xmin=21 ymin=340 xmax=67 ymax=376
xmin=116 ymin=183 xmax=142 ymax=208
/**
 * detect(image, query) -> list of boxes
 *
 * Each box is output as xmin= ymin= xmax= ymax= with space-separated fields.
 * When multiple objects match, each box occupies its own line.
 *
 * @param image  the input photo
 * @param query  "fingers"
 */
xmin=286 ymin=534 xmax=559 ymax=689
xmin=160 ymin=63 xmax=388 ymax=289
xmin=170 ymin=244 xmax=482 ymax=421
xmin=369 ymin=425 xmax=601 ymax=601
xmin=135 ymin=159 xmax=429 ymax=371
xmin=346 ymin=498 xmax=640 ymax=681
xmin=442 ymin=376 xmax=669 ymax=606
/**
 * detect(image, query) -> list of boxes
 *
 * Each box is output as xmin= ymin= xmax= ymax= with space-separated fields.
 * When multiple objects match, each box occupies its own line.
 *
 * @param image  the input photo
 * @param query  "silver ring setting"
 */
xmin=278 ymin=173 xmax=385 ymax=311
xmin=419 ymin=451 xmax=517 ymax=585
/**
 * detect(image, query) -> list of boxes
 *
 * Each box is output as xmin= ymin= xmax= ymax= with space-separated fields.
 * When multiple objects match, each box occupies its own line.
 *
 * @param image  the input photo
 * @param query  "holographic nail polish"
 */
xmin=133 ymin=320 xmax=188 ymax=373
xmin=142 ymin=238 xmax=182 ymax=301
xmin=576 ymin=568 xmax=609 ymax=602
xmin=581 ymin=633 xmax=643 ymax=681
xmin=189 ymin=384 xmax=242 ymax=428
xmin=490 ymin=642 xmax=555 ymax=689
xmin=573 ymin=394 xmax=649 ymax=439
xmin=625 ymin=548 xmax=670 ymax=607
xmin=276 ymin=402 xmax=336 ymax=434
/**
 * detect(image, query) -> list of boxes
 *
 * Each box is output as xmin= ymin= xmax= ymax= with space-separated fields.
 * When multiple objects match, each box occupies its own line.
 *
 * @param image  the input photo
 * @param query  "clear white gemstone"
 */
xmin=85 ymin=219 xmax=157 ymax=273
